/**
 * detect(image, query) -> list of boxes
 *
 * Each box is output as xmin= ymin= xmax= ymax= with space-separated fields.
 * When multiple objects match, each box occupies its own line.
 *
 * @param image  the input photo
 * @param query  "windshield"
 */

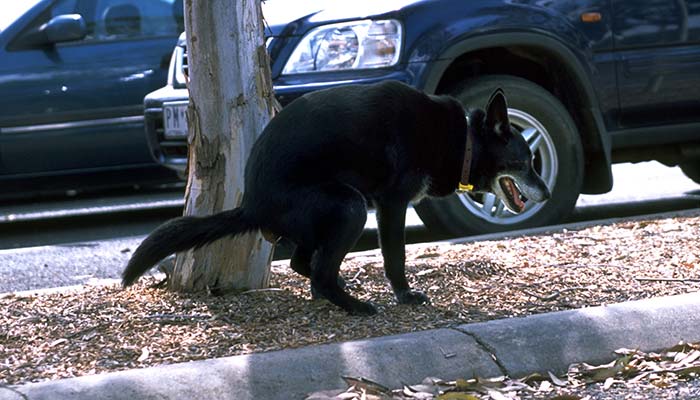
xmin=0 ymin=0 xmax=42 ymax=32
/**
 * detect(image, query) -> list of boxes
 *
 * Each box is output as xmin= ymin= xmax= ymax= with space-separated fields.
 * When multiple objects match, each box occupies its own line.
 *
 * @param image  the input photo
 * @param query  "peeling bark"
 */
xmin=170 ymin=0 xmax=275 ymax=293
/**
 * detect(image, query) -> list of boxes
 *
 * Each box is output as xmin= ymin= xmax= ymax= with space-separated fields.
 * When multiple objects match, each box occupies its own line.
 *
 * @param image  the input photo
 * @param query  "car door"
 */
xmin=612 ymin=0 xmax=700 ymax=130
xmin=0 ymin=0 xmax=182 ymax=177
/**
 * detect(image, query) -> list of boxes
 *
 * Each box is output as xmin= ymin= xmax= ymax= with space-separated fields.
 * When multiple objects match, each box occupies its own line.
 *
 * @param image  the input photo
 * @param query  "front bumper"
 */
xmin=144 ymin=69 xmax=418 ymax=174
xmin=144 ymin=85 xmax=189 ymax=174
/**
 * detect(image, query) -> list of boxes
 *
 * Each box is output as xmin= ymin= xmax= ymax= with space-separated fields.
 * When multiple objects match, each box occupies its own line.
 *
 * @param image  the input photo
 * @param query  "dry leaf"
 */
xmin=520 ymin=372 xmax=548 ymax=384
xmin=679 ymin=350 xmax=700 ymax=365
xmin=485 ymin=389 xmax=509 ymax=400
xmin=602 ymin=377 xmax=615 ymax=390
xmin=453 ymin=378 xmax=479 ymax=391
xmin=341 ymin=377 xmax=391 ymax=396
xmin=335 ymin=393 xmax=359 ymax=400
xmin=49 ymin=338 xmax=68 ymax=347
xmin=137 ymin=346 xmax=150 ymax=362
xmin=402 ymin=389 xmax=434 ymax=400
xmin=548 ymin=371 xmax=568 ymax=387
xmin=538 ymin=380 xmax=552 ymax=392
xmin=416 ymin=269 xmax=437 ymax=276
xmin=436 ymin=393 xmax=479 ymax=400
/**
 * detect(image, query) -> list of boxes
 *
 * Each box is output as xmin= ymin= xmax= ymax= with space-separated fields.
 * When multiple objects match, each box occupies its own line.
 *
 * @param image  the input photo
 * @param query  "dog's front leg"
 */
xmin=375 ymin=200 xmax=429 ymax=305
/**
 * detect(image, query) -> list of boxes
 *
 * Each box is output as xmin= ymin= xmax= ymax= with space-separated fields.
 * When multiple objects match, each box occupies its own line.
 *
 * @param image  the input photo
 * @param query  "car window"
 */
xmin=36 ymin=0 xmax=182 ymax=43
xmin=0 ymin=0 xmax=42 ymax=32
xmin=91 ymin=0 xmax=183 ymax=40
xmin=52 ymin=0 xmax=78 ymax=17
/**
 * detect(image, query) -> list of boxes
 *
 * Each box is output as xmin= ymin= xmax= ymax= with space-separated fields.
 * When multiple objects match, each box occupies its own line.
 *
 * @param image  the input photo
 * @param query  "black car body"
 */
xmin=144 ymin=0 xmax=700 ymax=235
xmin=0 ymin=0 xmax=184 ymax=198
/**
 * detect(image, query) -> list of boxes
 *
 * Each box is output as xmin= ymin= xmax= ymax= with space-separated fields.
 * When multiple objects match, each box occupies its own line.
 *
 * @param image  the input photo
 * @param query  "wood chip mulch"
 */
xmin=2 ymin=212 xmax=700 ymax=386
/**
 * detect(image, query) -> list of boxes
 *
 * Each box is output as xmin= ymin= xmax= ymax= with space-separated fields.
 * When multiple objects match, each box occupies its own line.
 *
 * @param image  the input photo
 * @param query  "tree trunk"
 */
xmin=169 ymin=0 xmax=276 ymax=293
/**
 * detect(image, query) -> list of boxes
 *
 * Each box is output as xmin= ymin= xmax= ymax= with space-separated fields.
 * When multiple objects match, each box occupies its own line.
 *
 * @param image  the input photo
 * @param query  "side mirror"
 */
xmin=42 ymin=14 xmax=87 ymax=43
xmin=16 ymin=14 xmax=87 ymax=48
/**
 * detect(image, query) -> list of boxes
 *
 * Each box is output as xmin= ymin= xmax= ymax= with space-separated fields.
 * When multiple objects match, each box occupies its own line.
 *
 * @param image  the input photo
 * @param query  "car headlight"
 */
xmin=282 ymin=19 xmax=402 ymax=75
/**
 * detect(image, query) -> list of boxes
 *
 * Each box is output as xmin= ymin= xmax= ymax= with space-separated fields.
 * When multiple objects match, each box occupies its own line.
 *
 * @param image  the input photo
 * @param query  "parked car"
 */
xmin=144 ymin=0 xmax=700 ymax=236
xmin=0 ymin=0 xmax=185 ymax=199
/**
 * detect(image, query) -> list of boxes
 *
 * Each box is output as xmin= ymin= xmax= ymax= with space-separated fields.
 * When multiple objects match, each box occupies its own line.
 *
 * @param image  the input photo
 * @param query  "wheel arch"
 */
xmin=419 ymin=33 xmax=612 ymax=194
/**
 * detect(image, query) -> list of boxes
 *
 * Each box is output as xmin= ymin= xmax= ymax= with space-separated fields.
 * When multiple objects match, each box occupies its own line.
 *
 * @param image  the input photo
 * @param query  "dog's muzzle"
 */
xmin=495 ymin=172 xmax=550 ymax=214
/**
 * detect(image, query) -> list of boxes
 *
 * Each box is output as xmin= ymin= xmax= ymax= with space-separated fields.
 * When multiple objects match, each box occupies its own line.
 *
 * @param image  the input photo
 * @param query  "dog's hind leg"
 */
xmin=294 ymin=184 xmax=375 ymax=315
xmin=290 ymin=245 xmax=313 ymax=277
xmin=375 ymin=200 xmax=429 ymax=305
xmin=289 ymin=244 xmax=346 ymax=299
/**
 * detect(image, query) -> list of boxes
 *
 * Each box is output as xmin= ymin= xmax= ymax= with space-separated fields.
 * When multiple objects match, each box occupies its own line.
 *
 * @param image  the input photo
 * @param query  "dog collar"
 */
xmin=458 ymin=117 xmax=474 ymax=192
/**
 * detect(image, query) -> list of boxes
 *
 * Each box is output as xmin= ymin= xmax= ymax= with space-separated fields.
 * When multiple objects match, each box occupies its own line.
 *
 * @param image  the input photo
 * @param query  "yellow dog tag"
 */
xmin=457 ymin=182 xmax=474 ymax=192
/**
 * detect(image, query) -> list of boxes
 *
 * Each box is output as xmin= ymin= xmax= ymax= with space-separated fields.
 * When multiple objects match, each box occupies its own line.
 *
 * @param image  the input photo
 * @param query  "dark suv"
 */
xmin=0 ymin=0 xmax=184 ymax=198
xmin=144 ymin=0 xmax=700 ymax=236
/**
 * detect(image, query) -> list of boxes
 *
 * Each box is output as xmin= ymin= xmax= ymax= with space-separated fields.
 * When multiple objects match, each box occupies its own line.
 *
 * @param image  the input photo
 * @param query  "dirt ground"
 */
xmin=2 ymin=211 xmax=700 ymax=389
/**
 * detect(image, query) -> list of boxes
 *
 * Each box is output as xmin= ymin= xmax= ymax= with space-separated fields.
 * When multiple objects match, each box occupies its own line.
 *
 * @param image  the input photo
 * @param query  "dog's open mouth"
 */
xmin=499 ymin=177 xmax=526 ymax=213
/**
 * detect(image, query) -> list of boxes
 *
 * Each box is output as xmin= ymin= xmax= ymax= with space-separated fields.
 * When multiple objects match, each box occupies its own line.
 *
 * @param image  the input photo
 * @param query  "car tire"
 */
xmin=680 ymin=162 xmax=700 ymax=184
xmin=414 ymin=75 xmax=584 ymax=237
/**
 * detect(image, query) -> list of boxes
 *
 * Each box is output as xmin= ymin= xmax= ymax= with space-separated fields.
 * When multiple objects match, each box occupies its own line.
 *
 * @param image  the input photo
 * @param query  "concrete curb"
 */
xmin=456 ymin=291 xmax=700 ymax=377
xmin=3 ymin=292 xmax=700 ymax=400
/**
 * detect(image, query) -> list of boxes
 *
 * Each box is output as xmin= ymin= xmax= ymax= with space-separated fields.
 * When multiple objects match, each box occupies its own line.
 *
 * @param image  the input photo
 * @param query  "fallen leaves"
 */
xmin=307 ymin=342 xmax=700 ymax=399
xmin=307 ymin=375 xmax=547 ymax=399
xmin=570 ymin=342 xmax=700 ymax=389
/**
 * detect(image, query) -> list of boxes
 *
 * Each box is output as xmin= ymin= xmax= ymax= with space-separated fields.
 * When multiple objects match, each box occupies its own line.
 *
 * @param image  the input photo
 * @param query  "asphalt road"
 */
xmin=0 ymin=161 xmax=699 ymax=293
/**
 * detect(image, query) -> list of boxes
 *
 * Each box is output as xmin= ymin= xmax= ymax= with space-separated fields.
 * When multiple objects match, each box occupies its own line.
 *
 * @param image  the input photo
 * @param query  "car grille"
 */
xmin=145 ymin=107 xmax=188 ymax=172
xmin=154 ymin=112 xmax=186 ymax=158
xmin=161 ymin=140 xmax=188 ymax=158
xmin=181 ymin=47 xmax=188 ymax=78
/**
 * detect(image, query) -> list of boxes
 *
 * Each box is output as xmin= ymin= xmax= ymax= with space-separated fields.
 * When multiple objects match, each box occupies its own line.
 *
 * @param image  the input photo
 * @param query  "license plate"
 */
xmin=163 ymin=101 xmax=189 ymax=139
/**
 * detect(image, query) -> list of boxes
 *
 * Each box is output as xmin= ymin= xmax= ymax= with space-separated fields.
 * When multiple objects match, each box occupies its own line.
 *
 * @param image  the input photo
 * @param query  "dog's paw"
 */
xmin=311 ymin=277 xmax=347 ymax=300
xmin=311 ymin=286 xmax=323 ymax=300
xmin=396 ymin=290 xmax=429 ymax=305
xmin=346 ymin=300 xmax=378 ymax=316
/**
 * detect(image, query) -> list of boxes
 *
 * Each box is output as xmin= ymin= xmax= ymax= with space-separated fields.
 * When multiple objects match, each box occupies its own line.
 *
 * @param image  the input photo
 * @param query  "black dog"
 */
xmin=122 ymin=81 xmax=550 ymax=315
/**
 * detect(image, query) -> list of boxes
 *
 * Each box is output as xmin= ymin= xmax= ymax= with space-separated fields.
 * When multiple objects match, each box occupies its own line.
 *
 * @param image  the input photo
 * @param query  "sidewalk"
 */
xmin=2 ymin=209 xmax=700 ymax=399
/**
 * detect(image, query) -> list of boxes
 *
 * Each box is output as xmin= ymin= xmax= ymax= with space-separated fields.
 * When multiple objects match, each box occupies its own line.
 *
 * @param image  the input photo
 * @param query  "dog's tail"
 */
xmin=122 ymin=207 xmax=257 ymax=286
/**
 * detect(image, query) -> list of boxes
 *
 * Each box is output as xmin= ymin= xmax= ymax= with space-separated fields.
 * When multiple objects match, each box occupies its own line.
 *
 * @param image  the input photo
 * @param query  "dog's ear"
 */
xmin=485 ymin=89 xmax=509 ymax=136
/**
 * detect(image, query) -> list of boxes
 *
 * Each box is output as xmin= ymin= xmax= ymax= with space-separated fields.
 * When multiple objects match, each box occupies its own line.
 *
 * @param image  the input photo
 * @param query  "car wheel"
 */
xmin=680 ymin=162 xmax=700 ymax=184
xmin=414 ymin=75 xmax=584 ymax=236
